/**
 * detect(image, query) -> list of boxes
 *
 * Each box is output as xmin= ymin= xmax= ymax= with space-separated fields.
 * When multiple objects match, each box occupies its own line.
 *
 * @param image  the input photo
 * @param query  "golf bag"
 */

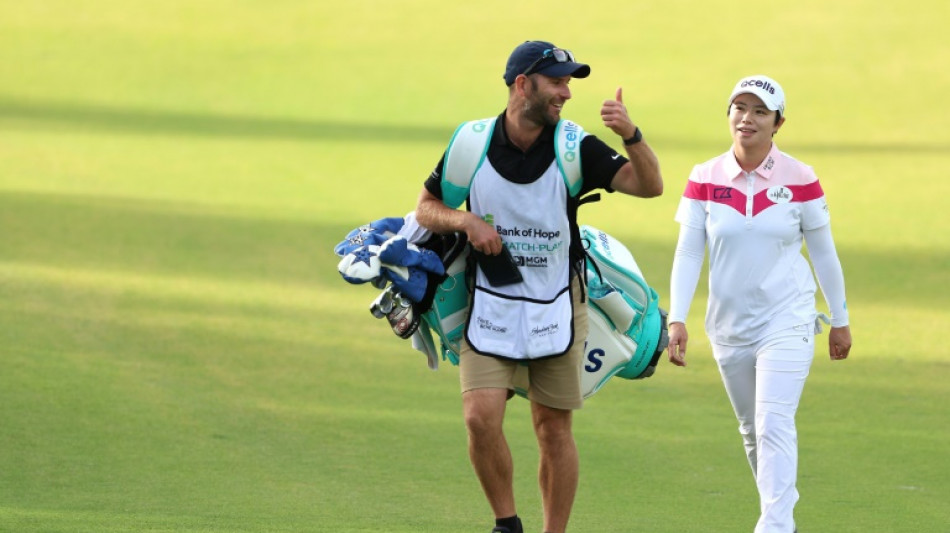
xmin=335 ymin=215 xmax=668 ymax=399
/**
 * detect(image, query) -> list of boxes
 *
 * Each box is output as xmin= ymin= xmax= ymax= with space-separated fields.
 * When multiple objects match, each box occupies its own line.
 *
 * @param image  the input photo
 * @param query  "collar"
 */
xmin=496 ymin=110 xmax=556 ymax=152
xmin=725 ymin=143 xmax=782 ymax=181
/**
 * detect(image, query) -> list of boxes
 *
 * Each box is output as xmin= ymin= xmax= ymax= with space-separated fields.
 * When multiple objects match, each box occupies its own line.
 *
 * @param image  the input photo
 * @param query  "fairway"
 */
xmin=2 ymin=1 xmax=949 ymax=532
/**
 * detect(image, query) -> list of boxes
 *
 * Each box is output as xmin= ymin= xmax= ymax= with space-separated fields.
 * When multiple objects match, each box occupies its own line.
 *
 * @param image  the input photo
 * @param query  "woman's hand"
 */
xmin=668 ymin=322 xmax=689 ymax=367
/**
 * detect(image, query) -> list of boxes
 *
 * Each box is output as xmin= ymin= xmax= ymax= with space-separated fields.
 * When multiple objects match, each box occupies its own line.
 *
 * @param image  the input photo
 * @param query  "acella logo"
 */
xmin=740 ymin=79 xmax=776 ymax=94
xmin=562 ymin=121 xmax=579 ymax=162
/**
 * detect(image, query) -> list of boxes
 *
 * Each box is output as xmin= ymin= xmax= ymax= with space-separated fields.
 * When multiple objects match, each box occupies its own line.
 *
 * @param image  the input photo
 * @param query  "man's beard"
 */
xmin=523 ymin=78 xmax=558 ymax=127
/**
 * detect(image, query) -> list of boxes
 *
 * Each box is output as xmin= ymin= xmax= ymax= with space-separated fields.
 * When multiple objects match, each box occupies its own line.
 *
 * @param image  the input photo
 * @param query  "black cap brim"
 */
xmin=537 ymin=61 xmax=590 ymax=79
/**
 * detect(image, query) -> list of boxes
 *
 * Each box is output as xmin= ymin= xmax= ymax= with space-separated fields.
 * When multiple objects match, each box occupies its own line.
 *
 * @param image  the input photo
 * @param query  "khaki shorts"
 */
xmin=459 ymin=277 xmax=588 ymax=410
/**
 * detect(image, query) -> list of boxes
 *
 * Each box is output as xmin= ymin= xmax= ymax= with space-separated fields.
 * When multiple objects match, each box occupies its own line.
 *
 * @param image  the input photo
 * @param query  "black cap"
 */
xmin=503 ymin=40 xmax=590 ymax=86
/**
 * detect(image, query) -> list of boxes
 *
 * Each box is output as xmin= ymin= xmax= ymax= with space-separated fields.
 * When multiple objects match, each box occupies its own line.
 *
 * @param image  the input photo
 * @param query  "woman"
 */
xmin=667 ymin=75 xmax=852 ymax=533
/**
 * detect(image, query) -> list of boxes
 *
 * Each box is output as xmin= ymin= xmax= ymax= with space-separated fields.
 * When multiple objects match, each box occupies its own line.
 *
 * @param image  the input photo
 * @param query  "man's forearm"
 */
xmin=624 ymin=141 xmax=663 ymax=197
xmin=414 ymin=190 xmax=471 ymax=234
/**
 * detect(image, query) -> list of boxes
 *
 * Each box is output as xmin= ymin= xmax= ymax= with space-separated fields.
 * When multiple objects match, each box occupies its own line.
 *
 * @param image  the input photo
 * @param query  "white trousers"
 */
xmin=712 ymin=324 xmax=814 ymax=533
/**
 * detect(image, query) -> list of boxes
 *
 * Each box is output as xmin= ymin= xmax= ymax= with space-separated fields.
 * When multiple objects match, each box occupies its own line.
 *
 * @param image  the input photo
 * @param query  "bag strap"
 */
xmin=441 ymin=118 xmax=495 ymax=208
xmin=441 ymin=117 xmax=586 ymax=209
xmin=554 ymin=120 xmax=586 ymax=197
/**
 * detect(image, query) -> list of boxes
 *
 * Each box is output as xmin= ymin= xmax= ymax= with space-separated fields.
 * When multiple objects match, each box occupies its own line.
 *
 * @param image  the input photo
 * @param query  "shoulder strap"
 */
xmin=441 ymin=117 xmax=496 ymax=208
xmin=441 ymin=117 xmax=586 ymax=208
xmin=554 ymin=120 xmax=586 ymax=197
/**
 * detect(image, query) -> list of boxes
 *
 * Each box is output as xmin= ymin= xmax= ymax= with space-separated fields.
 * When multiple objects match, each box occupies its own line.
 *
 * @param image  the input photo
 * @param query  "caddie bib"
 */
xmin=465 ymin=159 xmax=574 ymax=359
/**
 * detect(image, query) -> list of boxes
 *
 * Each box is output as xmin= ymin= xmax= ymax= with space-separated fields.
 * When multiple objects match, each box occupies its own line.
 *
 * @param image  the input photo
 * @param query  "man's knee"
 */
xmin=532 ymin=405 xmax=573 ymax=445
xmin=463 ymin=388 xmax=508 ymax=434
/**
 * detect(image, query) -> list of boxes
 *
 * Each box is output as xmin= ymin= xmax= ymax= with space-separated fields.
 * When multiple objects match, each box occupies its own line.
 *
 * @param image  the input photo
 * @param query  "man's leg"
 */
xmin=532 ymin=402 xmax=577 ymax=533
xmin=463 ymin=387 xmax=517 ymax=520
xmin=525 ymin=277 xmax=585 ymax=533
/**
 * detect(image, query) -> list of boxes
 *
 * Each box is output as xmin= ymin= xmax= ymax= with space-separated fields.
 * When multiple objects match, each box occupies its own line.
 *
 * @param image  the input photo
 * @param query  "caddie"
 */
xmin=413 ymin=40 xmax=664 ymax=533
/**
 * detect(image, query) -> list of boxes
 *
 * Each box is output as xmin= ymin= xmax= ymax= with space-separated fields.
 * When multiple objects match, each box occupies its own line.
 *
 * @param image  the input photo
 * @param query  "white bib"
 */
xmin=465 ymin=160 xmax=574 ymax=359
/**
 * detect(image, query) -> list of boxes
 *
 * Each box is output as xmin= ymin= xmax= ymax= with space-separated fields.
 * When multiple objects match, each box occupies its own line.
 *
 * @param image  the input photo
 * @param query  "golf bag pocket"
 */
xmin=581 ymin=225 xmax=668 ymax=388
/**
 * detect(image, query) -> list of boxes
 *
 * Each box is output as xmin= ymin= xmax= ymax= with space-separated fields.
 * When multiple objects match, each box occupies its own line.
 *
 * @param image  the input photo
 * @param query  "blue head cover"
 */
xmin=335 ymin=219 xmax=446 ymax=303
xmin=334 ymin=216 xmax=406 ymax=256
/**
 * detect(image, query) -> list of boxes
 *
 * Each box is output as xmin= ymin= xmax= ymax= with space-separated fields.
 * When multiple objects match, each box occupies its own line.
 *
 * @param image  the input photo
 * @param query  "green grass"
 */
xmin=1 ymin=1 xmax=949 ymax=531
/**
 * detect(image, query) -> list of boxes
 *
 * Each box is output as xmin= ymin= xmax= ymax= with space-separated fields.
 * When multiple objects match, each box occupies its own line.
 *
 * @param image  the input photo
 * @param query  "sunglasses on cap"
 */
xmin=521 ymin=48 xmax=576 ymax=77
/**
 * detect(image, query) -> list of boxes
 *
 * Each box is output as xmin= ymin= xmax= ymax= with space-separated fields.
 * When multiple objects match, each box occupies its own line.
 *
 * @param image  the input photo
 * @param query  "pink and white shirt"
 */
xmin=670 ymin=143 xmax=849 ymax=346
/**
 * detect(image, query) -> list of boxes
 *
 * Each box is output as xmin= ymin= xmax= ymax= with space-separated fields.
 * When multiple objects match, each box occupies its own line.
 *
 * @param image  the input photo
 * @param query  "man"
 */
xmin=414 ymin=40 xmax=663 ymax=533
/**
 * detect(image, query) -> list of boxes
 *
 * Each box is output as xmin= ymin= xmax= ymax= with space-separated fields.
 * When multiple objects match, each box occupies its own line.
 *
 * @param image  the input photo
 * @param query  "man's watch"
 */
xmin=623 ymin=127 xmax=643 ymax=146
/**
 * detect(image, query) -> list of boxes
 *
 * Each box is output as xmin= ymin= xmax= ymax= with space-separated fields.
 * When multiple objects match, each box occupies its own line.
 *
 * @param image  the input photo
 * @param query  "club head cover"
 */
xmin=337 ymin=245 xmax=382 ymax=284
xmin=378 ymin=236 xmax=445 ymax=276
xmin=334 ymin=217 xmax=406 ymax=257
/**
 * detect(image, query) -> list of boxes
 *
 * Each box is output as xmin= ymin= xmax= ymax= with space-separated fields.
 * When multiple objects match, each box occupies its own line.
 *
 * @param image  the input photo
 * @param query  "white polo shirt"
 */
xmin=673 ymin=144 xmax=831 ymax=345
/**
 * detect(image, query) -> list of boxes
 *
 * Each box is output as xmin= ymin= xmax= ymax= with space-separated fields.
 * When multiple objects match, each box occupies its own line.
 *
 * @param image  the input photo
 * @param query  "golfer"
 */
xmin=415 ymin=40 xmax=663 ymax=533
xmin=666 ymin=75 xmax=853 ymax=533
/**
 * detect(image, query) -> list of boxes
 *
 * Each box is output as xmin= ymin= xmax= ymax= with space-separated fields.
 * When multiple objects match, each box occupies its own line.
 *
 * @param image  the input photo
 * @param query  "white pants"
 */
xmin=712 ymin=324 xmax=814 ymax=533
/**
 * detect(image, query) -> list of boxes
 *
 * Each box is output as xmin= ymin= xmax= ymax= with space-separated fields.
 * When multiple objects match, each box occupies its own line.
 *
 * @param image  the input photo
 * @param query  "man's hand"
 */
xmin=600 ymin=87 xmax=663 ymax=198
xmin=464 ymin=213 xmax=503 ymax=255
xmin=601 ymin=87 xmax=637 ymax=140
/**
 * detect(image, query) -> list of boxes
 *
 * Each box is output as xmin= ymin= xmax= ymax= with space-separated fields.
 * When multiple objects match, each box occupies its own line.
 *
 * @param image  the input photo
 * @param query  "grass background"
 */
xmin=1 ymin=1 xmax=948 ymax=531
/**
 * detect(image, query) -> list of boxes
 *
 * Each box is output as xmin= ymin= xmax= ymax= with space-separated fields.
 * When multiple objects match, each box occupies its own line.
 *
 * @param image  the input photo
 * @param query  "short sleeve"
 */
xmin=423 ymin=154 xmax=447 ymax=199
xmin=800 ymin=193 xmax=831 ymax=230
xmin=799 ymin=166 xmax=830 ymax=230
xmin=674 ymin=166 xmax=707 ymax=229
xmin=579 ymin=135 xmax=626 ymax=194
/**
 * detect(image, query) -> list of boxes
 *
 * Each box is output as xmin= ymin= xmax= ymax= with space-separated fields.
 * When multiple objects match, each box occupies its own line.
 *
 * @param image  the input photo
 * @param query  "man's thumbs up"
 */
xmin=601 ymin=86 xmax=634 ymax=139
